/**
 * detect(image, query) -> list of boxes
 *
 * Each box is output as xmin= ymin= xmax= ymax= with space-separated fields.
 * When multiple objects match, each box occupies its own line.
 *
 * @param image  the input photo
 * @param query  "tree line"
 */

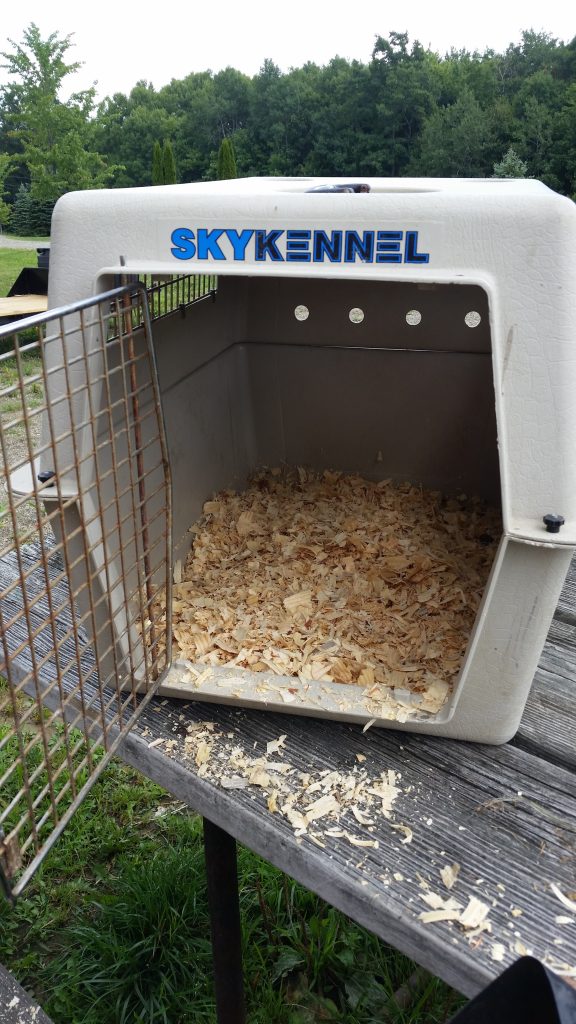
xmin=1 ymin=25 xmax=575 ymax=234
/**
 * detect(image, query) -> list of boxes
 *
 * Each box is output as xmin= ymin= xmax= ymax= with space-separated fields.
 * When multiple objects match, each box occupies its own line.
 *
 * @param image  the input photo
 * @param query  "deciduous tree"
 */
xmin=1 ymin=23 xmax=115 ymax=202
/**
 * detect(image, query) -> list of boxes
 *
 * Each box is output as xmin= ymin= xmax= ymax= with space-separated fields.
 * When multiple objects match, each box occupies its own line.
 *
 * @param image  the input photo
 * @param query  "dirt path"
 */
xmin=0 ymin=236 xmax=50 ymax=250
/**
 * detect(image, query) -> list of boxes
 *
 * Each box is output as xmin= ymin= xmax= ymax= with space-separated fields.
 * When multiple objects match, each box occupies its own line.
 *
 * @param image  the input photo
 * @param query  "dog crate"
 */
xmin=1 ymin=176 xmax=576 ymax=889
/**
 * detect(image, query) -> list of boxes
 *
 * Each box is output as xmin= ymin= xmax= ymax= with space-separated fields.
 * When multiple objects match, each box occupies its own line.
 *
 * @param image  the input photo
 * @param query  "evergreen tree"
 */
xmin=10 ymin=184 xmax=33 ymax=234
xmin=493 ymin=146 xmax=529 ymax=177
xmin=0 ymin=155 xmax=11 ymax=228
xmin=152 ymin=140 xmax=163 ymax=184
xmin=217 ymin=137 xmax=237 ymax=179
xmin=162 ymin=139 xmax=177 ymax=183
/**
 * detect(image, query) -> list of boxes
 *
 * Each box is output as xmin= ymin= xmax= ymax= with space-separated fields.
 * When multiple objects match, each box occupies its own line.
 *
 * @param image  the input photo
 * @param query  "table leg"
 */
xmin=203 ymin=817 xmax=247 ymax=1024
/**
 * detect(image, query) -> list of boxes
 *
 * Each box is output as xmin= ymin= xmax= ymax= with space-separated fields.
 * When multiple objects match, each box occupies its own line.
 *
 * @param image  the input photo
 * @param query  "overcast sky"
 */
xmin=0 ymin=0 xmax=574 ymax=103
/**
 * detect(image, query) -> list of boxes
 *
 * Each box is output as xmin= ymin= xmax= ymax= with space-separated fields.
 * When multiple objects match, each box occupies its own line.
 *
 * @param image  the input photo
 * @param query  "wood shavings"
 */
xmin=514 ymin=939 xmax=531 ymax=956
xmin=459 ymin=896 xmax=491 ymax=930
xmin=352 ymin=806 xmax=374 ymax=826
xmin=419 ymin=909 xmax=462 ymax=924
xmin=367 ymin=770 xmax=401 ymax=817
xmin=544 ymin=960 xmax=576 ymax=980
xmin=165 ymin=720 xmax=404 ymax=849
xmin=266 ymin=734 xmax=287 ymax=755
xmin=421 ymin=892 xmax=462 ymax=913
xmin=440 ymin=863 xmax=461 ymax=890
xmin=391 ymin=824 xmax=413 ymax=844
xmin=267 ymin=791 xmax=278 ymax=813
xmin=158 ymin=469 xmax=499 ymax=717
xmin=418 ymin=891 xmax=491 ymax=934
xmin=305 ymin=794 xmax=340 ymax=823
xmin=491 ymin=944 xmax=506 ymax=962
xmin=555 ymin=916 xmax=574 ymax=925
xmin=220 ymin=776 xmax=249 ymax=790
xmin=195 ymin=740 xmax=212 ymax=766
xmin=550 ymin=882 xmax=576 ymax=914
xmin=344 ymin=834 xmax=379 ymax=848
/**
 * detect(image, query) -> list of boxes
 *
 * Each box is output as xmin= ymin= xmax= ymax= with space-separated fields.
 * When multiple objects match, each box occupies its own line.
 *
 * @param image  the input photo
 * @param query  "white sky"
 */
xmin=0 ymin=0 xmax=574 ymax=103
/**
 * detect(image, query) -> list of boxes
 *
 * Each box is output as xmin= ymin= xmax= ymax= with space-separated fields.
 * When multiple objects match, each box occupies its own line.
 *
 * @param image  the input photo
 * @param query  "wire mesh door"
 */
xmin=0 ymin=284 xmax=172 ymax=898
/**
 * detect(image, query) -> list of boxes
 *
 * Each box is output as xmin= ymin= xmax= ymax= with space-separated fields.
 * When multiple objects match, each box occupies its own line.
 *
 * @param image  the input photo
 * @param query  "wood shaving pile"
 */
xmin=158 ymin=720 xmax=403 ymax=849
xmin=160 ymin=468 xmax=500 ymax=707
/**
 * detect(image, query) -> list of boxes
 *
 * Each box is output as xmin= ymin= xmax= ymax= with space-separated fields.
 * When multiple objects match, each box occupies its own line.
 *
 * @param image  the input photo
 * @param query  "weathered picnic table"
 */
xmin=1 ymin=548 xmax=575 ymax=1022
xmin=111 ymin=565 xmax=576 ymax=1019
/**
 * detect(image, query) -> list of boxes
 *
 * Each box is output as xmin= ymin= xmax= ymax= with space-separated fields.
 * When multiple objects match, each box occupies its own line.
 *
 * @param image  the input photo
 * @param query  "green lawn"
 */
xmin=0 ymin=753 xmax=464 ymax=1024
xmin=0 ymin=248 xmax=37 ymax=298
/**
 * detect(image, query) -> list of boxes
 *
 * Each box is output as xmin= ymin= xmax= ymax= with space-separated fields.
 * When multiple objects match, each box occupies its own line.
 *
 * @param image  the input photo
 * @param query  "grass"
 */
xmin=0 ymin=248 xmax=38 ymax=298
xmin=0 ymin=757 xmax=465 ymax=1024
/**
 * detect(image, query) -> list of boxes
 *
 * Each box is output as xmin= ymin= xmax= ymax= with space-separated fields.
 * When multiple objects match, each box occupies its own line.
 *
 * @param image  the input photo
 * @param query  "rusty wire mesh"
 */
xmin=0 ymin=283 xmax=172 ymax=897
xmin=140 ymin=272 xmax=216 ymax=322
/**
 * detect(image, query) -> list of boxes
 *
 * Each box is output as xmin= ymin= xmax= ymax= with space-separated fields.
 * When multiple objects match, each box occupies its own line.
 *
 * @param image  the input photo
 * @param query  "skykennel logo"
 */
xmin=170 ymin=228 xmax=430 ymax=265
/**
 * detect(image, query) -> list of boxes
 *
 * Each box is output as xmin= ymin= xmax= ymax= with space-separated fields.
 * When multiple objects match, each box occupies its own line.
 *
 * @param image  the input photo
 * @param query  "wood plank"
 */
xmin=556 ymin=556 xmax=576 ymax=618
xmin=118 ymin=698 xmax=576 ymax=999
xmin=0 ymin=963 xmax=53 ymax=1023
xmin=0 ymin=295 xmax=47 ymax=317
xmin=516 ymin=663 xmax=575 ymax=770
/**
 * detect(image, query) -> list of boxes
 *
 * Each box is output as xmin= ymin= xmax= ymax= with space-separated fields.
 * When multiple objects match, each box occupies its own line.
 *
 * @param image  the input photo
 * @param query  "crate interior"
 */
xmin=147 ymin=275 xmax=502 ymax=715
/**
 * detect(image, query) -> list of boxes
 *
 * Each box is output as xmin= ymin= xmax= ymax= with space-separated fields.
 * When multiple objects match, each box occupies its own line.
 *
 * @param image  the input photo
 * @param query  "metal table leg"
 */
xmin=203 ymin=818 xmax=247 ymax=1024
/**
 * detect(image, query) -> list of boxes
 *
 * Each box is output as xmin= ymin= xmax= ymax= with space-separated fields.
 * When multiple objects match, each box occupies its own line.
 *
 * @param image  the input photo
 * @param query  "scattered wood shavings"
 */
xmin=544 ymin=960 xmax=576 ymax=980
xmin=220 ymin=776 xmax=249 ymax=790
xmin=157 ymin=468 xmax=499 ymax=717
xmin=459 ymin=896 xmax=491 ymax=930
xmin=391 ymin=824 xmax=413 ymax=844
xmin=266 ymin=734 xmax=287 ymax=755
xmin=419 ymin=909 xmax=462 ymax=924
xmin=158 ymin=720 xmax=405 ymax=850
xmin=421 ymin=892 xmax=462 ymax=913
xmin=344 ymin=834 xmax=379 ymax=848
xmin=352 ymin=806 xmax=374 ymax=826
xmin=440 ymin=863 xmax=460 ymax=890
xmin=195 ymin=740 xmax=212 ymax=766
xmin=305 ymin=794 xmax=340 ymax=823
xmin=550 ymin=883 xmax=576 ymax=914
xmin=491 ymin=944 xmax=506 ymax=962
xmin=556 ymin=916 xmax=574 ymax=925
xmin=514 ymin=939 xmax=532 ymax=956
xmin=418 ymin=891 xmax=491 ymax=934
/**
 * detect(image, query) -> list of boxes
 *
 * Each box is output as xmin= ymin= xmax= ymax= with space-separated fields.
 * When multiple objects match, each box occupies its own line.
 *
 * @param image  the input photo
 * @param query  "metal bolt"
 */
xmin=37 ymin=470 xmax=56 ymax=486
xmin=543 ymin=514 xmax=565 ymax=534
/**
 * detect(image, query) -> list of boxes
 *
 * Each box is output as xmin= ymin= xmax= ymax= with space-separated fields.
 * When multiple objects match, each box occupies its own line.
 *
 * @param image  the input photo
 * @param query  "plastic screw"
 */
xmin=543 ymin=514 xmax=565 ymax=534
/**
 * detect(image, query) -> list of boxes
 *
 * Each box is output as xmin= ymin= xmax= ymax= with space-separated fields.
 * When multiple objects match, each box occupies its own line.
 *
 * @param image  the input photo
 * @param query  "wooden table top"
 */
xmin=2 ymin=545 xmax=575 ymax=998
xmin=117 ymin=573 xmax=576 ymax=998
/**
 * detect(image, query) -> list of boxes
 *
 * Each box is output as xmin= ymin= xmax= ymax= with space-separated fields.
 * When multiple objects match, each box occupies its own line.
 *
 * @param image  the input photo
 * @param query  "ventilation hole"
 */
xmin=465 ymin=311 xmax=481 ymax=328
xmin=405 ymin=309 xmax=422 ymax=326
xmin=294 ymin=305 xmax=309 ymax=321
xmin=349 ymin=307 xmax=364 ymax=324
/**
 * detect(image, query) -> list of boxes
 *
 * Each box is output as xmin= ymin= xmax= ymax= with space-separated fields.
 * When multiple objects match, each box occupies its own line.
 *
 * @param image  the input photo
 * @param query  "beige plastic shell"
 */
xmin=43 ymin=176 xmax=576 ymax=742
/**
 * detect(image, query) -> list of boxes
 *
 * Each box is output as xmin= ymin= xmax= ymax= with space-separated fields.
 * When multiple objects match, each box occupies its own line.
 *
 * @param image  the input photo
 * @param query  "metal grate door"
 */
xmin=0 ymin=284 xmax=172 ymax=898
